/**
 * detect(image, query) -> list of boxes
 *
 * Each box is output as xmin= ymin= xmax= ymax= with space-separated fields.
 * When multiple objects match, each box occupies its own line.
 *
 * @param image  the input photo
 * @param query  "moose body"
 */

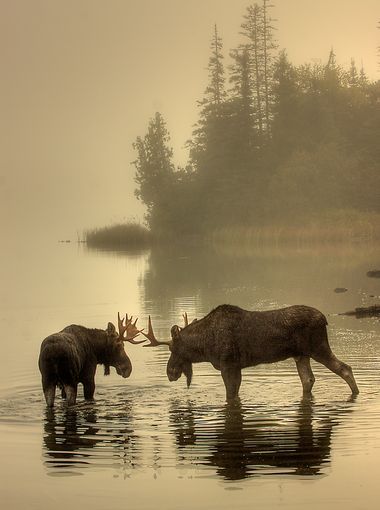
xmin=160 ymin=304 xmax=359 ymax=400
xmin=39 ymin=316 xmax=142 ymax=407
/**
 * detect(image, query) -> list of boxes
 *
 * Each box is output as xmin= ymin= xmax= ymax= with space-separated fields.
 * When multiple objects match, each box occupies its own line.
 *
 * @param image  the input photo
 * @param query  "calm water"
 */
xmin=0 ymin=239 xmax=379 ymax=509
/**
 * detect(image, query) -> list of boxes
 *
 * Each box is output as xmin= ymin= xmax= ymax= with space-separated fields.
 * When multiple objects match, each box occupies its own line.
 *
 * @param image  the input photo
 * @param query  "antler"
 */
xmin=182 ymin=312 xmax=197 ymax=326
xmin=117 ymin=313 xmax=146 ymax=344
xmin=141 ymin=316 xmax=172 ymax=347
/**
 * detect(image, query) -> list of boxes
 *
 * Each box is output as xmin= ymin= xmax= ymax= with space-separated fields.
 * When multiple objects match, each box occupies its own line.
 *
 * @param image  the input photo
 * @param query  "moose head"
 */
xmin=141 ymin=313 xmax=195 ymax=387
xmin=104 ymin=313 xmax=145 ymax=378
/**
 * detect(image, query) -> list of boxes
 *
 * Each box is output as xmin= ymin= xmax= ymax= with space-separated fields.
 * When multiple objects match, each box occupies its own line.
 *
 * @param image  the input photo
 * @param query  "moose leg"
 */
xmin=41 ymin=374 xmax=56 ymax=407
xmin=83 ymin=379 xmax=95 ymax=401
xmin=221 ymin=365 xmax=242 ymax=401
xmin=63 ymin=385 xmax=77 ymax=406
xmin=294 ymin=356 xmax=315 ymax=395
xmin=43 ymin=385 xmax=56 ymax=407
xmin=312 ymin=352 xmax=359 ymax=395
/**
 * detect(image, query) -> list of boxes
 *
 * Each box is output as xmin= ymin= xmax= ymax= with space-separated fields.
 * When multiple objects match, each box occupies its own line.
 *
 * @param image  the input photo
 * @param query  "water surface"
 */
xmin=0 ymin=240 xmax=379 ymax=509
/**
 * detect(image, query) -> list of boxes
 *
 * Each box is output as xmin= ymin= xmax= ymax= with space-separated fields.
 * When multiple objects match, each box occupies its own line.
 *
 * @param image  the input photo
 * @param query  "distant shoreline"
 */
xmin=84 ymin=212 xmax=380 ymax=250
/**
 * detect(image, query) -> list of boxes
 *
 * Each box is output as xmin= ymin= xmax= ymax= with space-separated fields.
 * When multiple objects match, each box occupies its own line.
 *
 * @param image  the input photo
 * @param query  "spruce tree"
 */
xmin=262 ymin=0 xmax=277 ymax=134
xmin=241 ymin=3 xmax=264 ymax=137
xmin=240 ymin=2 xmax=277 ymax=140
xmin=133 ymin=112 xmax=175 ymax=230
xmin=188 ymin=24 xmax=227 ymax=174
xmin=229 ymin=45 xmax=254 ymax=151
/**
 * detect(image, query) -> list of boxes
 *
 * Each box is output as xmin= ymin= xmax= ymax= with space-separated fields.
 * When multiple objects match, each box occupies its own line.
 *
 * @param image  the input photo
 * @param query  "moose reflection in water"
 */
xmin=43 ymin=403 xmax=139 ymax=472
xmin=43 ymin=407 xmax=101 ymax=469
xmin=169 ymin=397 xmax=356 ymax=479
xmin=39 ymin=314 xmax=144 ymax=407
xmin=41 ymin=394 xmax=357 ymax=478
xmin=142 ymin=305 xmax=359 ymax=400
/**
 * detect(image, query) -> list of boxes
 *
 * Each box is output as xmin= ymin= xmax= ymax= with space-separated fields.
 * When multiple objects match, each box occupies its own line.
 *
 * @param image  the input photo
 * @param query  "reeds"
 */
xmin=210 ymin=211 xmax=380 ymax=248
xmin=85 ymin=222 xmax=151 ymax=250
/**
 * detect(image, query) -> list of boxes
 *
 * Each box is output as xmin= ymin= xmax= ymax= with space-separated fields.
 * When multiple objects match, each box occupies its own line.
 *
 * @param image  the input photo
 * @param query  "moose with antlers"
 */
xmin=142 ymin=304 xmax=359 ymax=400
xmin=39 ymin=314 xmax=144 ymax=407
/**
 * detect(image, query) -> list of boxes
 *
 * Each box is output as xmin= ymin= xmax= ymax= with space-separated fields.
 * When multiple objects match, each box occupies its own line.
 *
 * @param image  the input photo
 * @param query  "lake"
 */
xmin=0 ymin=239 xmax=379 ymax=509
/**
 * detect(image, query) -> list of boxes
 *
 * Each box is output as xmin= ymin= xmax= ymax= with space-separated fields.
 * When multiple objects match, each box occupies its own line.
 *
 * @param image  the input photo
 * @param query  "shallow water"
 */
xmin=0 ymin=240 xmax=379 ymax=509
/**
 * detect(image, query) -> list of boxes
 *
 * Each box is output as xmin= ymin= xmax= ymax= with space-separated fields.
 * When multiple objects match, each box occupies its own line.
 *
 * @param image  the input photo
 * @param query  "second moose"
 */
xmin=142 ymin=304 xmax=359 ymax=400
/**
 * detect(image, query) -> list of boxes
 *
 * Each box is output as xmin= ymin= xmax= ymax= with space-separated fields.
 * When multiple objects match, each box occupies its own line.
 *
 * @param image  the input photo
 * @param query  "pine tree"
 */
xmin=271 ymin=50 xmax=300 ymax=157
xmin=188 ymin=24 xmax=227 ymax=172
xmin=359 ymin=63 xmax=369 ymax=88
xmin=262 ymin=0 xmax=277 ymax=134
xmin=229 ymin=45 xmax=254 ymax=151
xmin=347 ymin=59 xmax=359 ymax=87
xmin=378 ymin=21 xmax=380 ymax=72
xmin=133 ymin=112 xmax=175 ymax=229
xmin=240 ymin=2 xmax=277 ymax=140
xmin=241 ymin=3 xmax=264 ymax=137
xmin=206 ymin=24 xmax=226 ymax=107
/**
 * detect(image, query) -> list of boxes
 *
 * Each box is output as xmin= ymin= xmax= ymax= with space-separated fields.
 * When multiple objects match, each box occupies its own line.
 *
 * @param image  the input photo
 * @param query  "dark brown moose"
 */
xmin=142 ymin=304 xmax=359 ymax=400
xmin=39 ymin=314 xmax=144 ymax=407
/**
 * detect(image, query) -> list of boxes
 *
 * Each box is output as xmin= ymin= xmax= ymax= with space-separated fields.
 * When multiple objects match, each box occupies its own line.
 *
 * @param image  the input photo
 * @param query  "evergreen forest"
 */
xmin=133 ymin=2 xmax=380 ymax=241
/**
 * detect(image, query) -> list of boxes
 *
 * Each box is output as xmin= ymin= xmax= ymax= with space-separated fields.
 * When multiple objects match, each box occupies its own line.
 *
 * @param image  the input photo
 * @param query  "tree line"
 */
xmin=133 ymin=2 xmax=380 ymax=237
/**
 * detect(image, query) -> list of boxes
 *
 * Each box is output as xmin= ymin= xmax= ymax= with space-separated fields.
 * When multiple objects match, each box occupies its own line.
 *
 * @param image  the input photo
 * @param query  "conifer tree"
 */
xmin=241 ymin=3 xmax=264 ymax=137
xmin=133 ymin=112 xmax=175 ymax=229
xmin=262 ymin=0 xmax=277 ymax=133
xmin=229 ymin=45 xmax=254 ymax=151
xmin=189 ymin=24 xmax=227 ymax=172
xmin=347 ymin=59 xmax=359 ymax=87
xmin=240 ymin=2 xmax=277 ymax=140
xmin=271 ymin=50 xmax=300 ymax=157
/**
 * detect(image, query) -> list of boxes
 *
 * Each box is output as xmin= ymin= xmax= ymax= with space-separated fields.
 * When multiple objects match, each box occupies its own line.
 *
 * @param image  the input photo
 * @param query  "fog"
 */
xmin=0 ymin=0 xmax=378 ymax=241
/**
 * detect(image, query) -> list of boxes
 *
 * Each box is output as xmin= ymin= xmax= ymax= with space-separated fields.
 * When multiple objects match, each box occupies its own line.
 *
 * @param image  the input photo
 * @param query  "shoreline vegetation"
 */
xmin=85 ymin=222 xmax=151 ymax=250
xmin=129 ymin=3 xmax=379 ymax=244
xmin=210 ymin=211 xmax=380 ymax=246
xmin=86 ymin=3 xmax=379 ymax=252
xmin=84 ymin=211 xmax=380 ymax=251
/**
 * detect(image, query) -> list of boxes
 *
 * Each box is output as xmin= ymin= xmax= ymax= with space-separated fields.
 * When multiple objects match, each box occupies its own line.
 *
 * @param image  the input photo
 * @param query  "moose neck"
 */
xmin=182 ymin=333 xmax=208 ymax=363
xmin=85 ymin=328 xmax=111 ymax=364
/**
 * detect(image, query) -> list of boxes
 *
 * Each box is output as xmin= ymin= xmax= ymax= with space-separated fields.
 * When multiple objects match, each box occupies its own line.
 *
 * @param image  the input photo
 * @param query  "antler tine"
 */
xmin=141 ymin=316 xmax=171 ymax=347
xmin=117 ymin=312 xmax=127 ymax=337
xmin=182 ymin=312 xmax=189 ymax=327
xmin=123 ymin=314 xmax=146 ymax=344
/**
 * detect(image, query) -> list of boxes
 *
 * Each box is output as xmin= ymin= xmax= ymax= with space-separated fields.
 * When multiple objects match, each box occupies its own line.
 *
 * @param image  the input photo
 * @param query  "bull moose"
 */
xmin=39 ymin=314 xmax=144 ymax=407
xmin=142 ymin=304 xmax=359 ymax=400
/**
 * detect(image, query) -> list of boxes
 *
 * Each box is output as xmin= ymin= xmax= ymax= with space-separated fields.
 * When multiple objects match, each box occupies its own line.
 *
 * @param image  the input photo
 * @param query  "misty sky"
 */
xmin=1 ymin=0 xmax=379 ymax=240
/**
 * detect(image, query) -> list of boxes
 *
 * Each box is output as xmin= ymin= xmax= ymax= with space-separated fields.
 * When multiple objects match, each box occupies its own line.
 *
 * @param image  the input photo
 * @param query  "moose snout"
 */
xmin=116 ymin=363 xmax=132 ymax=378
xmin=122 ymin=367 xmax=132 ymax=378
xmin=167 ymin=366 xmax=181 ymax=382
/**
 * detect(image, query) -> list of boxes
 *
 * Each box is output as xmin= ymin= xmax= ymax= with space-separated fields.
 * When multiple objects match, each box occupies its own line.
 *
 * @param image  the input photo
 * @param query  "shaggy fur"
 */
xmin=167 ymin=304 xmax=359 ymax=400
xmin=39 ymin=323 xmax=132 ymax=407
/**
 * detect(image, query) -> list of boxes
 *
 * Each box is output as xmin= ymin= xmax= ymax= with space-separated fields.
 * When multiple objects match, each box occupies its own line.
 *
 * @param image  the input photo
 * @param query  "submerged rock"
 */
xmin=334 ymin=288 xmax=348 ymax=293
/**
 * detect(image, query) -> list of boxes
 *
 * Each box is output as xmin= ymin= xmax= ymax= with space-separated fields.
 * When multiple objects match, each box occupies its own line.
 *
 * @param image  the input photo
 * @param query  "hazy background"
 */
xmin=1 ymin=0 xmax=378 ymax=241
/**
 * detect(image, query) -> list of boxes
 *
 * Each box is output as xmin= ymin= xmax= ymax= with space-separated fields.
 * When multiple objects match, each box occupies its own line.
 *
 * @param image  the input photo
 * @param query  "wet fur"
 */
xmin=39 ymin=324 xmax=131 ymax=407
xmin=167 ymin=304 xmax=359 ymax=400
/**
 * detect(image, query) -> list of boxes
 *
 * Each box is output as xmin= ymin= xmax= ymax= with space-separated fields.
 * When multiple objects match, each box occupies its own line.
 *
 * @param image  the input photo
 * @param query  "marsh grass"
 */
xmin=85 ymin=222 xmax=151 ymax=250
xmin=210 ymin=211 xmax=380 ymax=247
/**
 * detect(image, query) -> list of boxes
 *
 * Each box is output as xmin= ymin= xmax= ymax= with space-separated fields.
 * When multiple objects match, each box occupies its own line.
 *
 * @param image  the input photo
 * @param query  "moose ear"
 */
xmin=106 ymin=322 xmax=117 ymax=336
xmin=170 ymin=325 xmax=181 ymax=341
